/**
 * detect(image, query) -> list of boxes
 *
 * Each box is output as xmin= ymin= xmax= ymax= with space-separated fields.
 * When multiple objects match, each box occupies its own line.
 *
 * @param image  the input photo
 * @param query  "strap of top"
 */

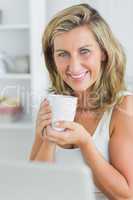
xmin=93 ymin=90 xmax=133 ymax=140
xmin=118 ymin=90 xmax=133 ymax=97
xmin=105 ymin=90 xmax=133 ymax=128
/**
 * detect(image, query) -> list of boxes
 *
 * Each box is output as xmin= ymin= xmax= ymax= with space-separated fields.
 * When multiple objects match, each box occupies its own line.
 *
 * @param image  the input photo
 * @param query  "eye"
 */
xmin=80 ymin=49 xmax=90 ymax=54
xmin=57 ymin=52 xmax=69 ymax=58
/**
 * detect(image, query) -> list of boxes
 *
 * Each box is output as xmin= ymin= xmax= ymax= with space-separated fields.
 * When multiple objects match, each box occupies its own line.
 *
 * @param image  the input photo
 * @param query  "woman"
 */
xmin=30 ymin=3 xmax=133 ymax=200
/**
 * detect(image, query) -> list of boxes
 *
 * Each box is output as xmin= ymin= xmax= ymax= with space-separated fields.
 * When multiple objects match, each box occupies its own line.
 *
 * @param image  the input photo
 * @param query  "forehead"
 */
xmin=53 ymin=25 xmax=97 ymax=49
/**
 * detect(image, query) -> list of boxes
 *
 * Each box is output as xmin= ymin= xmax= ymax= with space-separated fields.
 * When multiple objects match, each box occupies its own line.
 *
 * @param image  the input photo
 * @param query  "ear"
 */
xmin=101 ymin=51 xmax=106 ymax=61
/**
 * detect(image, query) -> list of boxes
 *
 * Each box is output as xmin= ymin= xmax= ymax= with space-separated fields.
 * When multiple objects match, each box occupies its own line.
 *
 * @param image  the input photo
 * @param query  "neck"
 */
xmin=74 ymin=90 xmax=90 ymax=112
xmin=74 ymin=90 xmax=88 ymax=98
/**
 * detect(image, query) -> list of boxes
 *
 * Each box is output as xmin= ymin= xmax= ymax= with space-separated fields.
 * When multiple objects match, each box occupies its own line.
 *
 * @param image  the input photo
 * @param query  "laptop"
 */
xmin=0 ymin=160 xmax=95 ymax=200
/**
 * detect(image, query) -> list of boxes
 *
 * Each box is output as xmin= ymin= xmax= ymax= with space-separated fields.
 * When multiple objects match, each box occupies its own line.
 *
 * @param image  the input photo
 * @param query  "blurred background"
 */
xmin=0 ymin=0 xmax=132 ymax=161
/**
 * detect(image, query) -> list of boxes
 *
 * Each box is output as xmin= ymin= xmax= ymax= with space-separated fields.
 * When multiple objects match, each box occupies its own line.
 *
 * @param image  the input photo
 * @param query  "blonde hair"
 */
xmin=42 ymin=3 xmax=126 ymax=114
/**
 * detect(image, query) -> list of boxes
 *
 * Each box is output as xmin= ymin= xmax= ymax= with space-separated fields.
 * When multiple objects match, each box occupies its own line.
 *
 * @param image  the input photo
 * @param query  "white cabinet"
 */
xmin=0 ymin=0 xmax=32 ymax=131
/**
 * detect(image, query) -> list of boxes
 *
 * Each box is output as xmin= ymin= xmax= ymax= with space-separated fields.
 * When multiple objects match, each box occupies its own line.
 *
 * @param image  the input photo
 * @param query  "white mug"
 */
xmin=47 ymin=94 xmax=77 ymax=131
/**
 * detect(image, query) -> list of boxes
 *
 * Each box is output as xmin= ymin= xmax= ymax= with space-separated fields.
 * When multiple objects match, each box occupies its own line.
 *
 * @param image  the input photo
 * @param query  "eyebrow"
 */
xmin=55 ymin=45 xmax=92 ymax=52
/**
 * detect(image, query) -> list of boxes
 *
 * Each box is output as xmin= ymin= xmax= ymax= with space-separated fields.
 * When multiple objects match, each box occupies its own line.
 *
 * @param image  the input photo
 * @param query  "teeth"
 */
xmin=71 ymin=72 xmax=87 ymax=79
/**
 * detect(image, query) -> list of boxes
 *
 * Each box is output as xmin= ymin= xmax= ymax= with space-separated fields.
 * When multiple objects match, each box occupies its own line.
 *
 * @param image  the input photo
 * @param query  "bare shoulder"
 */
xmin=109 ymin=95 xmax=133 ymax=190
xmin=109 ymin=94 xmax=133 ymax=137
xmin=115 ymin=94 xmax=133 ymax=115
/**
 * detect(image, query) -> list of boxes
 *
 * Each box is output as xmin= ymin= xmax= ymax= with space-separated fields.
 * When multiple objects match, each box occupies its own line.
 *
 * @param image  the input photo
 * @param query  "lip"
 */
xmin=69 ymin=71 xmax=89 ymax=81
xmin=68 ymin=71 xmax=88 ymax=76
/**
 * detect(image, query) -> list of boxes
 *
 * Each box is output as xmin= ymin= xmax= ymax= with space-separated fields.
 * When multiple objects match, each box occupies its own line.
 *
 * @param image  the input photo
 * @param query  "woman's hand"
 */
xmin=35 ymin=99 xmax=53 ymax=141
xmin=45 ymin=121 xmax=92 ymax=148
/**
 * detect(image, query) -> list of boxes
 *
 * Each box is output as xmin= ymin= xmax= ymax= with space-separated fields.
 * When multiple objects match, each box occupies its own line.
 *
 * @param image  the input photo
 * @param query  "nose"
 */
xmin=68 ymin=56 xmax=84 ymax=75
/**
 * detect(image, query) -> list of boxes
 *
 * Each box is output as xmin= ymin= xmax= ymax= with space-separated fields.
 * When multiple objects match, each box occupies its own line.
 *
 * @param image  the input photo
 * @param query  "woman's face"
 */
xmin=53 ymin=25 xmax=105 ymax=92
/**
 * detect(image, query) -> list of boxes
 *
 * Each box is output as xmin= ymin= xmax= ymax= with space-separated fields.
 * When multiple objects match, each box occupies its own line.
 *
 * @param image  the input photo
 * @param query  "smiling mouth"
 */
xmin=68 ymin=71 xmax=89 ymax=80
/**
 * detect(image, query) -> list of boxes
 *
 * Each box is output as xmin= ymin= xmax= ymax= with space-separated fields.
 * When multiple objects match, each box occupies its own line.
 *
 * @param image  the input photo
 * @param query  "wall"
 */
xmin=84 ymin=0 xmax=133 ymax=88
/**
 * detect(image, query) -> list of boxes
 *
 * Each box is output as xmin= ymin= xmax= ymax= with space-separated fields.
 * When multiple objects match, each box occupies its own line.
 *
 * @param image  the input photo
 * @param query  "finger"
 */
xmin=40 ymin=103 xmax=52 ymax=112
xmin=45 ymin=132 xmax=65 ymax=145
xmin=37 ymin=100 xmax=50 ymax=117
xmin=39 ymin=100 xmax=51 ymax=112
xmin=39 ymin=100 xmax=47 ymax=112
xmin=45 ymin=135 xmax=58 ymax=143
xmin=46 ymin=134 xmax=70 ymax=147
xmin=36 ymin=116 xmax=52 ymax=125
xmin=54 ymin=121 xmax=78 ymax=130
xmin=39 ymin=112 xmax=52 ymax=121
xmin=39 ymin=105 xmax=51 ymax=114
xmin=46 ymin=126 xmax=70 ymax=141
xmin=38 ymin=119 xmax=52 ymax=132
xmin=40 ymin=98 xmax=48 ymax=107
xmin=39 ymin=109 xmax=52 ymax=117
xmin=38 ymin=104 xmax=52 ymax=115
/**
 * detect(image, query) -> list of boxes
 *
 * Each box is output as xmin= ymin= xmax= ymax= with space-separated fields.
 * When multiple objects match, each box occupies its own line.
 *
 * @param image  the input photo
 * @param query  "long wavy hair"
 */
xmin=42 ymin=3 xmax=126 ymax=114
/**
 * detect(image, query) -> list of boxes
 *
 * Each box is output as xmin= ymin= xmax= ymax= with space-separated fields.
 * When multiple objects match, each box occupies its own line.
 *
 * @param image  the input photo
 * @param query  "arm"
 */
xmin=29 ymin=132 xmax=43 ymax=160
xmin=34 ymin=138 xmax=56 ymax=162
xmin=80 ymin=96 xmax=133 ymax=199
xmin=29 ymin=99 xmax=56 ymax=162
xmin=29 ymin=131 xmax=56 ymax=162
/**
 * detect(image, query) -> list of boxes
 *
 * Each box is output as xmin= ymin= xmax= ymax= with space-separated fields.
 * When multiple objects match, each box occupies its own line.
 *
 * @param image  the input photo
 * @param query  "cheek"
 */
xmin=54 ymin=57 xmax=67 ymax=77
xmin=54 ymin=57 xmax=67 ymax=70
xmin=87 ymin=53 xmax=101 ymax=73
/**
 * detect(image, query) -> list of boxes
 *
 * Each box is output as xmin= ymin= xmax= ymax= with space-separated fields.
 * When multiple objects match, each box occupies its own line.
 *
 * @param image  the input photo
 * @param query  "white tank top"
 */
xmin=55 ymin=91 xmax=133 ymax=200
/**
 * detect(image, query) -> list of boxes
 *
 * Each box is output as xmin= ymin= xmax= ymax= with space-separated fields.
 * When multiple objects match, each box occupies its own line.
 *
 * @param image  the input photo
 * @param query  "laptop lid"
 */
xmin=0 ymin=160 xmax=94 ymax=200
